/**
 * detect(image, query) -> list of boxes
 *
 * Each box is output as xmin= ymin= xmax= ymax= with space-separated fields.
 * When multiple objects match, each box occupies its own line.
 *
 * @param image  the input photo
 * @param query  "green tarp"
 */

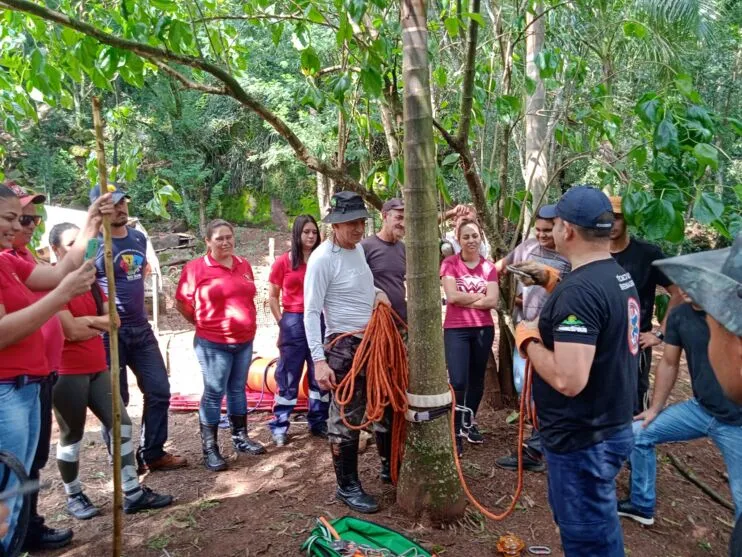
xmin=301 ymin=516 xmax=434 ymax=556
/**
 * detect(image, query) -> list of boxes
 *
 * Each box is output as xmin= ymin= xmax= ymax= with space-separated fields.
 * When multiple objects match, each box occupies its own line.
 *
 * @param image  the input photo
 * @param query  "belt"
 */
xmin=0 ymin=372 xmax=57 ymax=388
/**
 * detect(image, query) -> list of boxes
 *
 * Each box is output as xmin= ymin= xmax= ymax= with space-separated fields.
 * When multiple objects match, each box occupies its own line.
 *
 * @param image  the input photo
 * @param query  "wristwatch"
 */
xmin=653 ymin=330 xmax=665 ymax=342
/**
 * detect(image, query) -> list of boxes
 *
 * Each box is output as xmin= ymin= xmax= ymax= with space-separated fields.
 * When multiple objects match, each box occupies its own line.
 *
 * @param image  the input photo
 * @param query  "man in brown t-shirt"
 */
xmin=361 ymin=198 xmax=407 ymax=322
xmin=360 ymin=198 xmax=406 ymax=483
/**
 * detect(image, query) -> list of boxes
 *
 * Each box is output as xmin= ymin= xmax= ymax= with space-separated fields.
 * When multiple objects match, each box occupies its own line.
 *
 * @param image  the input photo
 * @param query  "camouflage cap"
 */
xmin=653 ymin=234 xmax=742 ymax=336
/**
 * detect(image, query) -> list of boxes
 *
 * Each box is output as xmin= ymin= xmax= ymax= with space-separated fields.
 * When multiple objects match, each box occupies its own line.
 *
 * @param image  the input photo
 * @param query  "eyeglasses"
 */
xmin=19 ymin=215 xmax=42 ymax=227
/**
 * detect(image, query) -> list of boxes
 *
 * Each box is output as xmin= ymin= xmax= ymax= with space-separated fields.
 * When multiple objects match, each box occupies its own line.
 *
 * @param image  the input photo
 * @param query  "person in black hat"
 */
xmin=653 ymin=234 xmax=742 ymax=557
xmin=360 ymin=197 xmax=406 ymax=484
xmin=494 ymin=204 xmax=571 ymax=473
xmin=89 ymin=184 xmax=187 ymax=473
xmin=515 ymin=185 xmax=639 ymax=556
xmin=304 ymin=191 xmax=390 ymax=514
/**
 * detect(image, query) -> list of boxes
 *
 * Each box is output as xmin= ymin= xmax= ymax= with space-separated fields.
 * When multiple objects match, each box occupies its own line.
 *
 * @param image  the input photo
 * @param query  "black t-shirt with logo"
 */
xmin=535 ymin=258 xmax=640 ymax=453
xmin=665 ymin=304 xmax=742 ymax=426
xmin=611 ymin=238 xmax=672 ymax=332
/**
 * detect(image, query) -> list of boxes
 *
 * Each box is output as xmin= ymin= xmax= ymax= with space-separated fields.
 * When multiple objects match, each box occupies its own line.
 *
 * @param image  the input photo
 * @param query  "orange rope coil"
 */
xmin=329 ymin=304 xmax=535 ymax=516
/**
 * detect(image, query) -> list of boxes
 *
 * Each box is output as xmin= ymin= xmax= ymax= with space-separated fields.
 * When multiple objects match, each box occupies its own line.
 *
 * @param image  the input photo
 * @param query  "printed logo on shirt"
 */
xmin=556 ymin=314 xmax=588 ymax=333
xmin=616 ymin=272 xmax=636 ymax=291
xmin=628 ymin=296 xmax=640 ymax=355
xmin=455 ymin=275 xmax=486 ymax=294
xmin=117 ymin=250 xmax=144 ymax=281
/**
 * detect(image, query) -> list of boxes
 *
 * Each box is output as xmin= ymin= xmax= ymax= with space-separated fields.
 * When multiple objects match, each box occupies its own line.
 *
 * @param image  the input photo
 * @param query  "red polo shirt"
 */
xmin=0 ymin=252 xmax=49 ymax=379
xmin=59 ymin=290 xmax=108 ymax=375
xmin=8 ymin=247 xmax=65 ymax=372
xmin=176 ymin=253 xmax=257 ymax=344
xmin=268 ymin=252 xmax=307 ymax=313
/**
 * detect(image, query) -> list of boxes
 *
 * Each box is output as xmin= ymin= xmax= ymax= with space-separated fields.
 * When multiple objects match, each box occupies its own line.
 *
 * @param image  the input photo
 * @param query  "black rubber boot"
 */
xmin=375 ymin=431 xmax=393 ymax=484
xmin=200 ymin=422 xmax=228 ymax=471
xmin=332 ymin=441 xmax=379 ymax=514
xmin=229 ymin=415 xmax=266 ymax=455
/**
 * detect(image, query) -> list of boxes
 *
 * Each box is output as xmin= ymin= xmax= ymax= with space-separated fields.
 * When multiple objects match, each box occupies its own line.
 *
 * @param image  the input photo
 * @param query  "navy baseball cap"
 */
xmin=555 ymin=185 xmax=614 ymax=229
xmin=537 ymin=204 xmax=557 ymax=219
xmin=89 ymin=183 xmax=130 ymax=204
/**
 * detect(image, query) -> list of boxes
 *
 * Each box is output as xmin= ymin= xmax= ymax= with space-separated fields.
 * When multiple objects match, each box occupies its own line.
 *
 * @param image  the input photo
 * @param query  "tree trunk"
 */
xmin=198 ymin=192 xmax=206 ymax=236
xmin=522 ymin=3 xmax=548 ymax=237
xmin=396 ymin=0 xmax=466 ymax=522
xmin=316 ymin=171 xmax=333 ymax=237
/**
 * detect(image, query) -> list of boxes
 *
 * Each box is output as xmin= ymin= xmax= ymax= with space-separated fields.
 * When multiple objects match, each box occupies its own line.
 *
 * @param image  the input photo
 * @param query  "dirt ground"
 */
xmin=32 ymin=227 xmax=737 ymax=557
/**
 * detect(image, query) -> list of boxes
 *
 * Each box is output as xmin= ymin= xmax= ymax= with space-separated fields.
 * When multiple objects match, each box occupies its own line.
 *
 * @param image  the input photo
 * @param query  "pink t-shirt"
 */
xmin=440 ymin=254 xmax=498 ymax=329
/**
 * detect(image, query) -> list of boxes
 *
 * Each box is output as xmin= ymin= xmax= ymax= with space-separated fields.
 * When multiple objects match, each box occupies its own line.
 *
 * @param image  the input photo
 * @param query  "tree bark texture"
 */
xmin=396 ymin=0 xmax=466 ymax=521
xmin=522 ymin=3 xmax=548 ymax=237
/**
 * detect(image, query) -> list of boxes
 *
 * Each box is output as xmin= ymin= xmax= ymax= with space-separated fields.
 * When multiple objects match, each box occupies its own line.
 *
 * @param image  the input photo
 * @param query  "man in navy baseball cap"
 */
xmin=89 ymin=183 xmax=130 ymax=205
xmin=513 ymin=184 xmax=638 ymax=555
xmin=554 ymin=184 xmax=615 ymax=232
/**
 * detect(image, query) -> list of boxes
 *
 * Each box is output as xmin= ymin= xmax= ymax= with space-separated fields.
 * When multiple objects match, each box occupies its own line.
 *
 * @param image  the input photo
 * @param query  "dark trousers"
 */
xmin=270 ymin=312 xmax=329 ymax=436
xmin=26 ymin=377 xmax=54 ymax=536
xmin=105 ymin=324 xmax=170 ymax=463
xmin=325 ymin=335 xmax=389 ymax=444
xmin=636 ymin=346 xmax=652 ymax=414
xmin=543 ymin=427 xmax=634 ymax=557
xmin=444 ymin=326 xmax=494 ymax=431
xmin=731 ymin=514 xmax=742 ymax=557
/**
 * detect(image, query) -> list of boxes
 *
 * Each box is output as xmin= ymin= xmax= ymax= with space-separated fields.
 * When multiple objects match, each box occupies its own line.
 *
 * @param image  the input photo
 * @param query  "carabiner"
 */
xmin=527 ymin=546 xmax=552 ymax=555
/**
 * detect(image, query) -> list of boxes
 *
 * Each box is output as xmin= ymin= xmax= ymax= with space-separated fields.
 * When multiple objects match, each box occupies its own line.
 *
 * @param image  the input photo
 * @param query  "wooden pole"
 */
xmin=92 ymin=96 xmax=123 ymax=557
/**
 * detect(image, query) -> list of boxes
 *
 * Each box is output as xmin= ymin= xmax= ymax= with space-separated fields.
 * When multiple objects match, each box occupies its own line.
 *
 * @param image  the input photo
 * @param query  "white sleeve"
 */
xmin=304 ymin=252 xmax=332 ymax=362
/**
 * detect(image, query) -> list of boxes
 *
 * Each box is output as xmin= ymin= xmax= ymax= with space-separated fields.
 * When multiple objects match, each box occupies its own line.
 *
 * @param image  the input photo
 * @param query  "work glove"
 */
xmin=515 ymin=320 xmax=541 ymax=358
xmin=510 ymin=261 xmax=561 ymax=293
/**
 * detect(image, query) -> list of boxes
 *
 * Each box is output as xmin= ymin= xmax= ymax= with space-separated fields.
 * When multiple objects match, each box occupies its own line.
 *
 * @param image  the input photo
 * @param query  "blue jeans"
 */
xmin=543 ymin=426 xmax=633 ymax=557
xmin=0 ymin=382 xmax=40 ymax=551
xmin=269 ymin=312 xmax=328 ymax=436
xmin=194 ymin=336 xmax=253 ymax=425
xmin=106 ymin=324 xmax=171 ymax=463
xmin=631 ymin=398 xmax=742 ymax=519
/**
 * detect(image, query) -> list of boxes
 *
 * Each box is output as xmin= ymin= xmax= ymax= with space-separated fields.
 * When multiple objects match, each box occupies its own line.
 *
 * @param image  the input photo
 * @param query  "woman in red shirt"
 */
xmin=176 ymin=219 xmax=266 ymax=472
xmin=0 ymin=185 xmax=111 ymax=552
xmin=49 ymin=223 xmax=172 ymax=520
xmin=267 ymin=215 xmax=325 ymax=446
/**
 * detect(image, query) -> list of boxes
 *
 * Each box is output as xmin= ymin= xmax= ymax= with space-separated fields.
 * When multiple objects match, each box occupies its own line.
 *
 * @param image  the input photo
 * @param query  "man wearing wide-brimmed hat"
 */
xmin=304 ymin=191 xmax=390 ymax=514
xmin=652 ymin=234 xmax=742 ymax=556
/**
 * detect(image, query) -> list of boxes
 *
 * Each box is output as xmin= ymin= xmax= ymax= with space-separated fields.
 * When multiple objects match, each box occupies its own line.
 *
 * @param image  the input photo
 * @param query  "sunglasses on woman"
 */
xmin=19 ymin=215 xmax=42 ymax=227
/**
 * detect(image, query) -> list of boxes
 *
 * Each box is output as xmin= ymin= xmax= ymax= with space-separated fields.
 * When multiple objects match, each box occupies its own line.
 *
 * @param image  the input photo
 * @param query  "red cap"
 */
xmin=5 ymin=181 xmax=46 ymax=208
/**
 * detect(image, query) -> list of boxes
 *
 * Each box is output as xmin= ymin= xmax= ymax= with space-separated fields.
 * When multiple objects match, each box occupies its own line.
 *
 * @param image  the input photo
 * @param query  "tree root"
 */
xmin=666 ymin=452 xmax=734 ymax=512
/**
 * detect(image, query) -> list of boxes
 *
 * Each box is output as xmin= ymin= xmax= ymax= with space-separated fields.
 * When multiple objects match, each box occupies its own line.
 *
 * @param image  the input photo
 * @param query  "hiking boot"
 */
xmin=495 ymin=451 xmax=545 ymax=473
xmin=22 ymin=524 xmax=73 ymax=551
xmin=467 ymin=424 xmax=484 ymax=444
xmin=66 ymin=492 xmax=100 ymax=520
xmin=124 ymin=486 xmax=174 ymax=515
xmin=229 ymin=415 xmax=266 ymax=455
xmin=332 ymin=441 xmax=379 ymax=514
xmin=147 ymin=452 xmax=188 ymax=472
xmin=200 ymin=422 xmax=228 ymax=472
xmin=375 ymin=432 xmax=393 ymax=484
xmin=273 ymin=433 xmax=287 ymax=447
xmin=617 ymin=500 xmax=655 ymax=526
